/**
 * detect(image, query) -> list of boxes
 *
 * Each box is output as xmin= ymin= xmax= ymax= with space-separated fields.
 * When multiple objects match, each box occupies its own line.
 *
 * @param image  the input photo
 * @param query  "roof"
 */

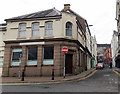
xmin=0 ymin=23 xmax=7 ymax=26
xmin=0 ymin=23 xmax=6 ymax=31
xmin=61 ymin=9 xmax=87 ymax=32
xmin=97 ymin=44 xmax=111 ymax=47
xmin=0 ymin=27 xmax=6 ymax=31
xmin=5 ymin=8 xmax=62 ymax=21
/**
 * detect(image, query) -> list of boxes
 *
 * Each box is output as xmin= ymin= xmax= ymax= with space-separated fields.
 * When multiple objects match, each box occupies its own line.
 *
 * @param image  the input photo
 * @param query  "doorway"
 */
xmin=65 ymin=54 xmax=73 ymax=74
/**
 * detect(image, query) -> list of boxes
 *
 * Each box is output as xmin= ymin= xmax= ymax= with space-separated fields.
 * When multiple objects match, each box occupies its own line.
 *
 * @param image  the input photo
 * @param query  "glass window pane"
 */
xmin=44 ymin=46 xmax=54 ymax=59
xmin=32 ymin=22 xmax=39 ymax=37
xmin=32 ymin=30 xmax=39 ymax=36
xmin=27 ymin=60 xmax=37 ymax=65
xmin=45 ymin=22 xmax=53 ymax=36
xmin=11 ymin=48 xmax=22 ymax=66
xmin=19 ymin=23 xmax=26 ymax=37
xmin=28 ymin=47 xmax=37 ymax=60
xmin=45 ymin=30 xmax=53 ymax=36
xmin=0 ymin=57 xmax=3 ymax=66
xmin=43 ymin=60 xmax=53 ymax=65
xmin=66 ymin=29 xmax=72 ymax=36
xmin=12 ymin=52 xmax=22 ymax=61
xmin=19 ymin=31 xmax=25 ymax=37
xmin=66 ymin=22 xmax=72 ymax=36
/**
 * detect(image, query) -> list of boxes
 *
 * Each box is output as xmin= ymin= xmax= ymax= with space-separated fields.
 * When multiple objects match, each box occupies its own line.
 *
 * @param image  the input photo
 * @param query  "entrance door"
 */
xmin=65 ymin=54 xmax=73 ymax=74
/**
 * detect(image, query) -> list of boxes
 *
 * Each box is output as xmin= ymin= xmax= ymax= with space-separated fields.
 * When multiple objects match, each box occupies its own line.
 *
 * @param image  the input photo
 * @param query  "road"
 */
xmin=1 ymin=68 xmax=120 ymax=93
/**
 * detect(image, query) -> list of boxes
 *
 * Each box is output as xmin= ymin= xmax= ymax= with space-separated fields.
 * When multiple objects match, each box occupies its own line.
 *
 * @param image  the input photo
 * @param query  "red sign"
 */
xmin=62 ymin=47 xmax=68 ymax=53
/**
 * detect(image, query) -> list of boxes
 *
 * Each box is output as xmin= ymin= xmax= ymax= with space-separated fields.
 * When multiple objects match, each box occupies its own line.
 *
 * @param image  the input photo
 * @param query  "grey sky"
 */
xmin=0 ymin=0 xmax=117 ymax=44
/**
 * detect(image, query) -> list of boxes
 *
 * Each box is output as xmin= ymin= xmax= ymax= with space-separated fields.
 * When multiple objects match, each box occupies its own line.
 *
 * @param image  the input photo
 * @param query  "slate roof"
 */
xmin=0 ymin=27 xmax=6 ymax=31
xmin=97 ymin=44 xmax=111 ymax=47
xmin=5 ymin=8 xmax=62 ymax=21
xmin=5 ymin=7 xmax=87 ymax=33
xmin=0 ymin=23 xmax=6 ymax=31
xmin=61 ymin=9 xmax=87 ymax=32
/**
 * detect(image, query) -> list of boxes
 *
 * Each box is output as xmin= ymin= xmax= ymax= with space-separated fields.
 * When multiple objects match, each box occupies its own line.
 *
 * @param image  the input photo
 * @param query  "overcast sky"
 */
xmin=0 ymin=0 xmax=117 ymax=44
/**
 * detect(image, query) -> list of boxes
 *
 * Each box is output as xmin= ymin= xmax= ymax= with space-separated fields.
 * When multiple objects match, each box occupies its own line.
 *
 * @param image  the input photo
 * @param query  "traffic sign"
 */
xmin=62 ymin=47 xmax=68 ymax=53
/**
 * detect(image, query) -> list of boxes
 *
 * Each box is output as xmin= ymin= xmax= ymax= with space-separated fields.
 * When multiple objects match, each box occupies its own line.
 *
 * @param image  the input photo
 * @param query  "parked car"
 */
xmin=96 ymin=63 xmax=104 ymax=69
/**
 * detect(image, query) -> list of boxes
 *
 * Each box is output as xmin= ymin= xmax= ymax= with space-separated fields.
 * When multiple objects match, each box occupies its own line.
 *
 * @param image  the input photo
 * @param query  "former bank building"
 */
xmin=2 ymin=4 xmax=93 ymax=77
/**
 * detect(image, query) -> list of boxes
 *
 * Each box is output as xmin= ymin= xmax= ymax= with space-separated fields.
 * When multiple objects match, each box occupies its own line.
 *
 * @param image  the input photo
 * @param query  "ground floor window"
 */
xmin=43 ymin=46 xmax=54 ymax=65
xmin=0 ymin=57 xmax=3 ymax=66
xmin=27 ymin=46 xmax=38 ymax=65
xmin=11 ymin=48 xmax=22 ymax=66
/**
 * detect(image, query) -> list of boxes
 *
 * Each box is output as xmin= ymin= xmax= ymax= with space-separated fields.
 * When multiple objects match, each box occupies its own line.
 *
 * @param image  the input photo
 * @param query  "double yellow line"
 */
xmin=0 ymin=70 xmax=97 ymax=86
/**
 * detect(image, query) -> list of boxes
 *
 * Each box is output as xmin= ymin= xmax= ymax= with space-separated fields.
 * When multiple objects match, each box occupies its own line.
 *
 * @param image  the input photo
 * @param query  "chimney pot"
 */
xmin=64 ymin=4 xmax=70 ymax=11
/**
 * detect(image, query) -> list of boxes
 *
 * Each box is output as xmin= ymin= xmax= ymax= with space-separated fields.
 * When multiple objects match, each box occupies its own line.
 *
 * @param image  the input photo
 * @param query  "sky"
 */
xmin=0 ymin=0 xmax=117 ymax=44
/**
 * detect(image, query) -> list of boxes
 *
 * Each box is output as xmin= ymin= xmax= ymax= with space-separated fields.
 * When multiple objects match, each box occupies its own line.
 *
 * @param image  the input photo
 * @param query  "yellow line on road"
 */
xmin=77 ymin=70 xmax=97 ymax=81
xmin=113 ymin=70 xmax=120 ymax=76
xmin=0 ymin=70 xmax=97 ymax=86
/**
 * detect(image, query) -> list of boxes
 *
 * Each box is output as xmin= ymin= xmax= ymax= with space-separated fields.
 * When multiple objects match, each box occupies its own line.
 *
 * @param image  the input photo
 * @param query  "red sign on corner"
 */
xmin=62 ymin=47 xmax=68 ymax=53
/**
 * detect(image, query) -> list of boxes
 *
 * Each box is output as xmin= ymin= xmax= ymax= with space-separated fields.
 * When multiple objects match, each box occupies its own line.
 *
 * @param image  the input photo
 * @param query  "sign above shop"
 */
xmin=19 ymin=42 xmax=45 ymax=45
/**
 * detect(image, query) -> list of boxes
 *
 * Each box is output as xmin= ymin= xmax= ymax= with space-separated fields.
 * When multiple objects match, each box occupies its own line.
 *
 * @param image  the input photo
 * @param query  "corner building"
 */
xmin=2 ymin=4 xmax=92 ymax=77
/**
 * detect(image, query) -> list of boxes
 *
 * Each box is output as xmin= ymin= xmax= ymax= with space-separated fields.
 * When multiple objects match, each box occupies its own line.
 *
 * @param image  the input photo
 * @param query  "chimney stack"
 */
xmin=64 ymin=4 xmax=70 ymax=11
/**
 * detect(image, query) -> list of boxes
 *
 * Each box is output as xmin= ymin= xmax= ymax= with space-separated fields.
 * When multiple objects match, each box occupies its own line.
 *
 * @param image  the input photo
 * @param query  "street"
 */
xmin=1 ymin=67 xmax=119 ymax=93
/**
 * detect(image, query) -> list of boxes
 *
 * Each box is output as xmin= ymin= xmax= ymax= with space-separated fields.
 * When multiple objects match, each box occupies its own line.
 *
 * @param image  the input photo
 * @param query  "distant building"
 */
xmin=2 ymin=4 xmax=93 ymax=77
xmin=97 ymin=44 xmax=111 ymax=64
xmin=91 ymin=36 xmax=97 ymax=68
xmin=0 ymin=23 xmax=6 ymax=66
xmin=116 ymin=0 xmax=120 ymax=51
xmin=111 ymin=31 xmax=118 ymax=67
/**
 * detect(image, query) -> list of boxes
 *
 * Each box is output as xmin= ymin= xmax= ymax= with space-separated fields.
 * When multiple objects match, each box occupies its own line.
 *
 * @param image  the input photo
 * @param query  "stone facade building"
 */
xmin=0 ymin=23 xmax=6 ymax=66
xmin=116 ymin=0 xmax=120 ymax=51
xmin=97 ymin=44 xmax=111 ymax=64
xmin=2 ymin=4 xmax=93 ymax=77
xmin=111 ymin=31 xmax=118 ymax=67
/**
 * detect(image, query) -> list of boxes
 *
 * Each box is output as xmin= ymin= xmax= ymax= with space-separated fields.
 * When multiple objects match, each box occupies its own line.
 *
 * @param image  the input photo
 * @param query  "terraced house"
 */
xmin=0 ymin=23 xmax=6 ymax=66
xmin=2 ymin=4 xmax=93 ymax=77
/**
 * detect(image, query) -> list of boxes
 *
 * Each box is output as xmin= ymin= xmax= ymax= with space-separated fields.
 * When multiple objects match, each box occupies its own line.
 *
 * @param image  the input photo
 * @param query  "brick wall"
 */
xmin=2 ymin=40 xmax=85 ymax=77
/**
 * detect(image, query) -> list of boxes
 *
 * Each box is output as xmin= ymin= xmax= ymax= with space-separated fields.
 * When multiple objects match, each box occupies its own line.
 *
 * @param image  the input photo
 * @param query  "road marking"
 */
xmin=113 ymin=70 xmax=120 ymax=76
xmin=104 ymin=74 xmax=110 ymax=77
xmin=0 ymin=70 xmax=97 ymax=86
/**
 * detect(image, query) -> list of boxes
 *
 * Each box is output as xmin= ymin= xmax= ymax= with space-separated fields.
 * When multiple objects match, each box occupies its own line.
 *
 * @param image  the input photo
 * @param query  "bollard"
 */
xmin=18 ymin=70 xmax=21 ymax=79
xmin=52 ymin=69 xmax=54 ymax=80
xmin=21 ymin=69 xmax=25 ymax=81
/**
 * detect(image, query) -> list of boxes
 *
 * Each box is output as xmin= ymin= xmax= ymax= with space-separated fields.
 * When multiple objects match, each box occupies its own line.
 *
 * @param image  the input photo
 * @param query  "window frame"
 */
xmin=66 ymin=22 xmax=72 ymax=36
xmin=45 ymin=21 xmax=53 ymax=36
xmin=27 ymin=46 xmax=38 ymax=65
xmin=43 ymin=46 xmax=54 ymax=65
xmin=18 ymin=23 xmax=26 ymax=38
xmin=11 ymin=48 xmax=22 ymax=66
xmin=32 ymin=22 xmax=40 ymax=37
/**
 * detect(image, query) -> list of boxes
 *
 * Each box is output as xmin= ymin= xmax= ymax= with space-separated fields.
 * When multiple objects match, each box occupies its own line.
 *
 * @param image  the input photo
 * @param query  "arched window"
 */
xmin=32 ymin=22 xmax=39 ymax=37
xmin=18 ymin=23 xmax=26 ymax=38
xmin=66 ymin=22 xmax=72 ymax=36
xmin=45 ymin=21 xmax=53 ymax=36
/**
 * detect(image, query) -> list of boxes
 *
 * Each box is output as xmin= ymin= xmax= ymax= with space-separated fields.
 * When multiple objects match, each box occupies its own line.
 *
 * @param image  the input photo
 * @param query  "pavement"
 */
xmin=1 ymin=67 xmax=119 ymax=84
xmin=113 ymin=67 xmax=120 ymax=76
xmin=0 ymin=68 xmax=96 ymax=84
xmin=114 ymin=67 xmax=120 ymax=73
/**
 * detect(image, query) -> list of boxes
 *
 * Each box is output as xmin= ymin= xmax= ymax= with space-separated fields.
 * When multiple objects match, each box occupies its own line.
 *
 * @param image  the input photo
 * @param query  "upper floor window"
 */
xmin=32 ymin=22 xmax=39 ymax=37
xmin=18 ymin=23 xmax=26 ymax=38
xmin=45 ymin=21 xmax=53 ymax=36
xmin=66 ymin=22 xmax=72 ymax=36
